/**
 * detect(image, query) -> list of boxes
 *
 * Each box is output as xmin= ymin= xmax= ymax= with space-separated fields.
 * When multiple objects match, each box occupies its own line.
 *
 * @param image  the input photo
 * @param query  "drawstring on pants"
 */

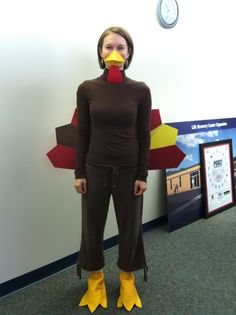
xmin=103 ymin=172 xmax=108 ymax=187
xmin=112 ymin=167 xmax=118 ymax=188
xmin=103 ymin=167 xmax=119 ymax=188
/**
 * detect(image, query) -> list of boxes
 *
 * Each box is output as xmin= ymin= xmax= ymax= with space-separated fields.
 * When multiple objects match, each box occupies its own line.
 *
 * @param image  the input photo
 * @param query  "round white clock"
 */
xmin=157 ymin=0 xmax=179 ymax=28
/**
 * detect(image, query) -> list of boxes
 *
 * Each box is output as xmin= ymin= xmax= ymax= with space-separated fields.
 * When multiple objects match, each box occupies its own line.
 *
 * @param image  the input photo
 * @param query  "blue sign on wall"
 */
xmin=166 ymin=117 xmax=236 ymax=231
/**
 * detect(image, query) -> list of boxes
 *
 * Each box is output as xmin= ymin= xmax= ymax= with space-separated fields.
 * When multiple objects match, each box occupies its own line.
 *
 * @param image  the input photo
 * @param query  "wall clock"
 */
xmin=157 ymin=0 xmax=179 ymax=29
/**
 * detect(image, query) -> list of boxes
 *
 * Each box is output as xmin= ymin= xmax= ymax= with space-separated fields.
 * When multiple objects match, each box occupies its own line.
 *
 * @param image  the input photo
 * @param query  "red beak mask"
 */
xmin=104 ymin=51 xmax=125 ymax=84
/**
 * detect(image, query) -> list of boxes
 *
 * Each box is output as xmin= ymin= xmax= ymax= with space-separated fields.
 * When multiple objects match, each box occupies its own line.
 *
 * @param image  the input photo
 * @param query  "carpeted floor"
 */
xmin=0 ymin=206 xmax=236 ymax=315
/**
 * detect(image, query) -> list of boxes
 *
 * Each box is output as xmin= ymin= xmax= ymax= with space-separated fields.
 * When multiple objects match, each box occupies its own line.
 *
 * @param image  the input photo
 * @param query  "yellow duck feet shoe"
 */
xmin=79 ymin=271 xmax=107 ymax=313
xmin=117 ymin=271 xmax=142 ymax=312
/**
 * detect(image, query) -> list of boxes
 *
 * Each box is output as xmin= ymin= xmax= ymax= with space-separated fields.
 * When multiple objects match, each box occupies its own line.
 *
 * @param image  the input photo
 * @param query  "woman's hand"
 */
xmin=134 ymin=180 xmax=147 ymax=196
xmin=74 ymin=178 xmax=87 ymax=194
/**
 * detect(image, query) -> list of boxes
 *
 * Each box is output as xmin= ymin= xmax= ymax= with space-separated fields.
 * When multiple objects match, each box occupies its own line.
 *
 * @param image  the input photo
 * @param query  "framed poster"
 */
xmin=200 ymin=139 xmax=235 ymax=218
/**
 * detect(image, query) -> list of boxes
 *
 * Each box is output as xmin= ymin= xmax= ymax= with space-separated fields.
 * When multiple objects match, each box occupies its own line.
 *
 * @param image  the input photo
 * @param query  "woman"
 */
xmin=74 ymin=26 xmax=152 ymax=313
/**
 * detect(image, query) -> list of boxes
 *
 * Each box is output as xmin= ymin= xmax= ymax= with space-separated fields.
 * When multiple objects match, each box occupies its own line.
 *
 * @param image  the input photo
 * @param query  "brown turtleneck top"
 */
xmin=74 ymin=70 xmax=152 ymax=181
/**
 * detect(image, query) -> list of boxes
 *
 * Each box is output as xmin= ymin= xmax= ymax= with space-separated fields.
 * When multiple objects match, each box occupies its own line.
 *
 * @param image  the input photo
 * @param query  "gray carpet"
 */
xmin=0 ymin=206 xmax=236 ymax=315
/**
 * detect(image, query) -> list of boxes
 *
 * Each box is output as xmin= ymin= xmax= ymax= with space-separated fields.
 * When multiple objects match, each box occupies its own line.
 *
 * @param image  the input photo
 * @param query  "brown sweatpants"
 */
xmin=78 ymin=164 xmax=147 ymax=274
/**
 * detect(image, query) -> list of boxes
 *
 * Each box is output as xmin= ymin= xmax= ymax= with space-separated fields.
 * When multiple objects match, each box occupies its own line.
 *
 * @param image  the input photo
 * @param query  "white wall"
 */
xmin=1 ymin=0 xmax=236 ymax=284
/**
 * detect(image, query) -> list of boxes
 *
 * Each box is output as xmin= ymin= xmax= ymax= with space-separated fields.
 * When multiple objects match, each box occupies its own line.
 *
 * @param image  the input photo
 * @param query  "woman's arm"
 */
xmin=136 ymin=85 xmax=152 ymax=182
xmin=74 ymin=83 xmax=90 ymax=179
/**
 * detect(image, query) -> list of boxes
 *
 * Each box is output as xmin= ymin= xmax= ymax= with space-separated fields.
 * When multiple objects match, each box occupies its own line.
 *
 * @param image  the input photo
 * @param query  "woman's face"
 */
xmin=100 ymin=32 xmax=129 ymax=69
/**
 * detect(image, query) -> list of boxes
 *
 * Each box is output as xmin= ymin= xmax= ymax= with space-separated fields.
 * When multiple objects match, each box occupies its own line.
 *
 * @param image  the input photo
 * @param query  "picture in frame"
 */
xmin=200 ymin=139 xmax=235 ymax=218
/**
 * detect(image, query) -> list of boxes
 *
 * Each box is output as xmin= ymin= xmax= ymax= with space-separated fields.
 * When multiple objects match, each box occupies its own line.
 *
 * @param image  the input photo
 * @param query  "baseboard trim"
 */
xmin=0 ymin=215 xmax=167 ymax=298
